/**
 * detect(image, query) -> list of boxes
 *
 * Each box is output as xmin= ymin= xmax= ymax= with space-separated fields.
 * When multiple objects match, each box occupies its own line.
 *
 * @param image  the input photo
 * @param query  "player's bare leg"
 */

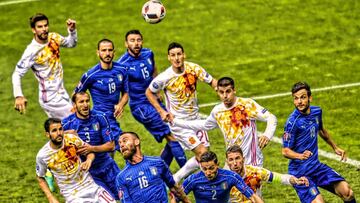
xmin=311 ymin=194 xmax=325 ymax=203
xmin=334 ymin=181 xmax=356 ymax=202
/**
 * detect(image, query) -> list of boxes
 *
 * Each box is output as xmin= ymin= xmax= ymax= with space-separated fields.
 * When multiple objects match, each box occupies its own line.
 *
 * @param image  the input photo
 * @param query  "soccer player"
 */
xmin=62 ymin=92 xmax=121 ymax=200
xmin=12 ymin=13 xmax=77 ymax=118
xmin=282 ymin=82 xmax=356 ymax=203
xmin=115 ymin=132 xmax=190 ymax=203
xmin=74 ymin=38 xmax=128 ymax=151
xmin=36 ymin=118 xmax=116 ymax=203
xmin=226 ymin=145 xmax=309 ymax=202
xmin=172 ymin=77 xmax=277 ymax=167
xmin=180 ymin=151 xmax=263 ymax=203
xmin=117 ymin=30 xmax=186 ymax=168
xmin=146 ymin=42 xmax=217 ymax=182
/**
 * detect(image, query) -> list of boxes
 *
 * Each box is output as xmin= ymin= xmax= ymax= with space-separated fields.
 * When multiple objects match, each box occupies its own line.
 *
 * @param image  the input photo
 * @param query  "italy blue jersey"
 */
xmin=283 ymin=106 xmax=323 ymax=176
xmin=62 ymin=110 xmax=114 ymax=169
xmin=117 ymin=48 xmax=155 ymax=108
xmin=115 ymin=156 xmax=175 ymax=203
xmin=183 ymin=168 xmax=254 ymax=203
xmin=74 ymin=62 xmax=129 ymax=116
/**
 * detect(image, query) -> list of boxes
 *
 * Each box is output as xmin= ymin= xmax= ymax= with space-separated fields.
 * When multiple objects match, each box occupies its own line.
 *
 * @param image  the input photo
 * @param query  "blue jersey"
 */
xmin=117 ymin=48 xmax=155 ymax=108
xmin=74 ymin=62 xmax=129 ymax=116
xmin=115 ymin=156 xmax=175 ymax=203
xmin=62 ymin=110 xmax=114 ymax=169
xmin=183 ymin=168 xmax=254 ymax=203
xmin=283 ymin=106 xmax=323 ymax=176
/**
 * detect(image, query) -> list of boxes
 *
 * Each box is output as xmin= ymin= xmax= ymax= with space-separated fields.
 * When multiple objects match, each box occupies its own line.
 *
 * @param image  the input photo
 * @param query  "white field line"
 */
xmin=0 ymin=0 xmax=39 ymax=6
xmin=198 ymin=81 xmax=360 ymax=168
xmin=199 ymin=82 xmax=360 ymax=108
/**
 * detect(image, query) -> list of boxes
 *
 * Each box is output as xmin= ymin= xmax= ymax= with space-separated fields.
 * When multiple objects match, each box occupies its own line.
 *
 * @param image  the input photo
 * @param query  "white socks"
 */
xmin=173 ymin=156 xmax=199 ymax=183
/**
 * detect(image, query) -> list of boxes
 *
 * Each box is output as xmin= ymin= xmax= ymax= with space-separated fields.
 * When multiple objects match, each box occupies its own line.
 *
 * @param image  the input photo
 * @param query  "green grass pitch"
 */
xmin=0 ymin=0 xmax=359 ymax=202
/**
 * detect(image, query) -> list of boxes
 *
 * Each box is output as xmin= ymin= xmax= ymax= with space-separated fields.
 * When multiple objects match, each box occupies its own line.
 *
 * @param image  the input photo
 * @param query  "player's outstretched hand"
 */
xmin=258 ymin=135 xmax=270 ymax=149
xmin=291 ymin=176 xmax=309 ymax=186
xmin=78 ymin=143 xmax=92 ymax=155
xmin=66 ymin=19 xmax=76 ymax=32
xmin=14 ymin=96 xmax=27 ymax=114
xmin=114 ymin=104 xmax=124 ymax=119
xmin=80 ymin=158 xmax=92 ymax=171
xmin=334 ymin=147 xmax=347 ymax=161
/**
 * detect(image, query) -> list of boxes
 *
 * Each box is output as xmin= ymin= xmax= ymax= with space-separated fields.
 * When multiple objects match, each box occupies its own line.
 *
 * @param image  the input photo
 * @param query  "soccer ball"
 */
xmin=142 ymin=0 xmax=166 ymax=24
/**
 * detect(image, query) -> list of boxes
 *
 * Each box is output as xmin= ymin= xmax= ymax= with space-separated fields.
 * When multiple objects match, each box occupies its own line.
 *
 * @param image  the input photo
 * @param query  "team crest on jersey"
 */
xmin=150 ymin=167 xmax=158 ymax=176
xmin=309 ymin=187 xmax=317 ymax=196
xmin=315 ymin=117 xmax=319 ymax=125
xmin=310 ymin=126 xmax=316 ymax=138
xmin=117 ymin=74 xmax=123 ymax=81
xmin=283 ymin=132 xmax=291 ymax=141
xmin=92 ymin=123 xmax=99 ymax=131
xmin=188 ymin=136 xmax=196 ymax=145
xmin=147 ymin=58 xmax=152 ymax=65
xmin=221 ymin=181 xmax=228 ymax=190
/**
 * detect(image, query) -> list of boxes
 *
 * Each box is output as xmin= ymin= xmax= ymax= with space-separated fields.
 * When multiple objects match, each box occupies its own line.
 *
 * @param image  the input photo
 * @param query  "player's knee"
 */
xmin=340 ymin=187 xmax=354 ymax=201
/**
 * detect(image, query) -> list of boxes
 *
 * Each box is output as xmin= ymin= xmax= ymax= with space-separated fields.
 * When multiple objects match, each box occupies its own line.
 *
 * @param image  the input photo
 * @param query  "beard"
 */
xmin=122 ymin=145 xmax=136 ymax=160
xmin=50 ymin=135 xmax=63 ymax=146
xmin=37 ymin=32 xmax=48 ymax=41
xmin=100 ymin=55 xmax=113 ymax=64
xmin=128 ymin=46 xmax=142 ymax=57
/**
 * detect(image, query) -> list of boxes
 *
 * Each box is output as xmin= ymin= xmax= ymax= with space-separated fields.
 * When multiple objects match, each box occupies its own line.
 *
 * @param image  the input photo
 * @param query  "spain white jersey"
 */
xmin=12 ymin=30 xmax=77 ymax=103
xmin=36 ymin=133 xmax=95 ymax=199
xmin=174 ymin=97 xmax=277 ymax=166
xmin=149 ymin=61 xmax=213 ymax=119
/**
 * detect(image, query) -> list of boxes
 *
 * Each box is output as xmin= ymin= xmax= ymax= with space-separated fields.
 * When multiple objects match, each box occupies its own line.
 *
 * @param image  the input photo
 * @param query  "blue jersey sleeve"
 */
xmin=182 ymin=175 xmax=195 ymax=195
xmin=159 ymin=159 xmax=175 ymax=188
xmin=116 ymin=173 xmax=133 ymax=203
xmin=98 ymin=113 xmax=113 ymax=143
xmin=283 ymin=117 xmax=297 ymax=149
xmin=74 ymin=72 xmax=92 ymax=93
xmin=232 ymin=173 xmax=254 ymax=199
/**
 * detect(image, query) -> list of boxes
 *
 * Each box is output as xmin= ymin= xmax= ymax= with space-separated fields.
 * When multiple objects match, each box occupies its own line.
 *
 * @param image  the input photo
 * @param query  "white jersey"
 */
xmin=12 ymin=30 xmax=77 ymax=103
xmin=149 ymin=61 xmax=213 ymax=119
xmin=174 ymin=97 xmax=277 ymax=166
xmin=36 ymin=133 xmax=96 ymax=200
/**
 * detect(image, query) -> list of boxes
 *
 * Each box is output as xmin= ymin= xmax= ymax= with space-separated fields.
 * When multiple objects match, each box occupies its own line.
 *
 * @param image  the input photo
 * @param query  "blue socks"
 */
xmin=169 ymin=141 xmax=187 ymax=167
xmin=160 ymin=143 xmax=174 ymax=166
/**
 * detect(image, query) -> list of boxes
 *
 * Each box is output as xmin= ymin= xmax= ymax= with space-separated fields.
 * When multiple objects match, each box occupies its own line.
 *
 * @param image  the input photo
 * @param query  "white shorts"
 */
xmin=39 ymin=92 xmax=72 ymax=119
xmin=65 ymin=184 xmax=116 ymax=203
xmin=170 ymin=124 xmax=210 ymax=151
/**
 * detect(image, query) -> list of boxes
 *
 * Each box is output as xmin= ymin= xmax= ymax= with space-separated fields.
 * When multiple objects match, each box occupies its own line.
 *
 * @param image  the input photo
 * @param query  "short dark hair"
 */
xmin=200 ymin=151 xmax=218 ymax=164
xmin=120 ymin=131 xmax=140 ymax=140
xmin=125 ymin=29 xmax=143 ymax=41
xmin=226 ymin=145 xmax=243 ymax=158
xmin=217 ymin=77 xmax=235 ymax=89
xmin=44 ymin=118 xmax=61 ymax=133
xmin=168 ymin=42 xmax=184 ymax=54
xmin=30 ymin=13 xmax=48 ymax=28
xmin=97 ymin=38 xmax=114 ymax=50
xmin=292 ymin=82 xmax=311 ymax=96
xmin=71 ymin=92 xmax=89 ymax=103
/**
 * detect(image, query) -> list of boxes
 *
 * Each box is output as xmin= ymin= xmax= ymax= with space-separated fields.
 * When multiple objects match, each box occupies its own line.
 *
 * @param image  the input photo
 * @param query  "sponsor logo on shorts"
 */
xmin=152 ymin=82 xmax=159 ymax=89
xmin=189 ymin=136 xmax=196 ymax=145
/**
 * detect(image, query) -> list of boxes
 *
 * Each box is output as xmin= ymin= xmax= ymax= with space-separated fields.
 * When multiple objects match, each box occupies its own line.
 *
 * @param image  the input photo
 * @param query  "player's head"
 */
xmin=72 ymin=92 xmax=91 ymax=119
xmin=30 ymin=13 xmax=49 ymax=42
xmin=226 ymin=145 xmax=244 ymax=175
xmin=119 ymin=132 xmax=141 ymax=160
xmin=291 ymin=82 xmax=312 ymax=114
xmin=125 ymin=30 xmax=143 ymax=57
xmin=168 ymin=42 xmax=185 ymax=69
xmin=44 ymin=118 xmax=64 ymax=146
xmin=97 ymin=38 xmax=115 ymax=65
xmin=199 ymin=151 xmax=219 ymax=180
xmin=217 ymin=77 xmax=236 ymax=108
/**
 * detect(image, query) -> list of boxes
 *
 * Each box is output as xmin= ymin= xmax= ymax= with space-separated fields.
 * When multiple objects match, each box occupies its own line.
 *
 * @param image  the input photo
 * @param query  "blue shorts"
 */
xmin=90 ymin=161 xmax=121 ymax=200
xmin=293 ymin=163 xmax=345 ymax=203
xmin=131 ymin=103 xmax=171 ymax=143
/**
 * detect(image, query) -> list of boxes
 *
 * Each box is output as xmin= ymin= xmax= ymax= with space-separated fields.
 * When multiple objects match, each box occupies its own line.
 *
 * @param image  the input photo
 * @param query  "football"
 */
xmin=141 ymin=0 xmax=166 ymax=24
